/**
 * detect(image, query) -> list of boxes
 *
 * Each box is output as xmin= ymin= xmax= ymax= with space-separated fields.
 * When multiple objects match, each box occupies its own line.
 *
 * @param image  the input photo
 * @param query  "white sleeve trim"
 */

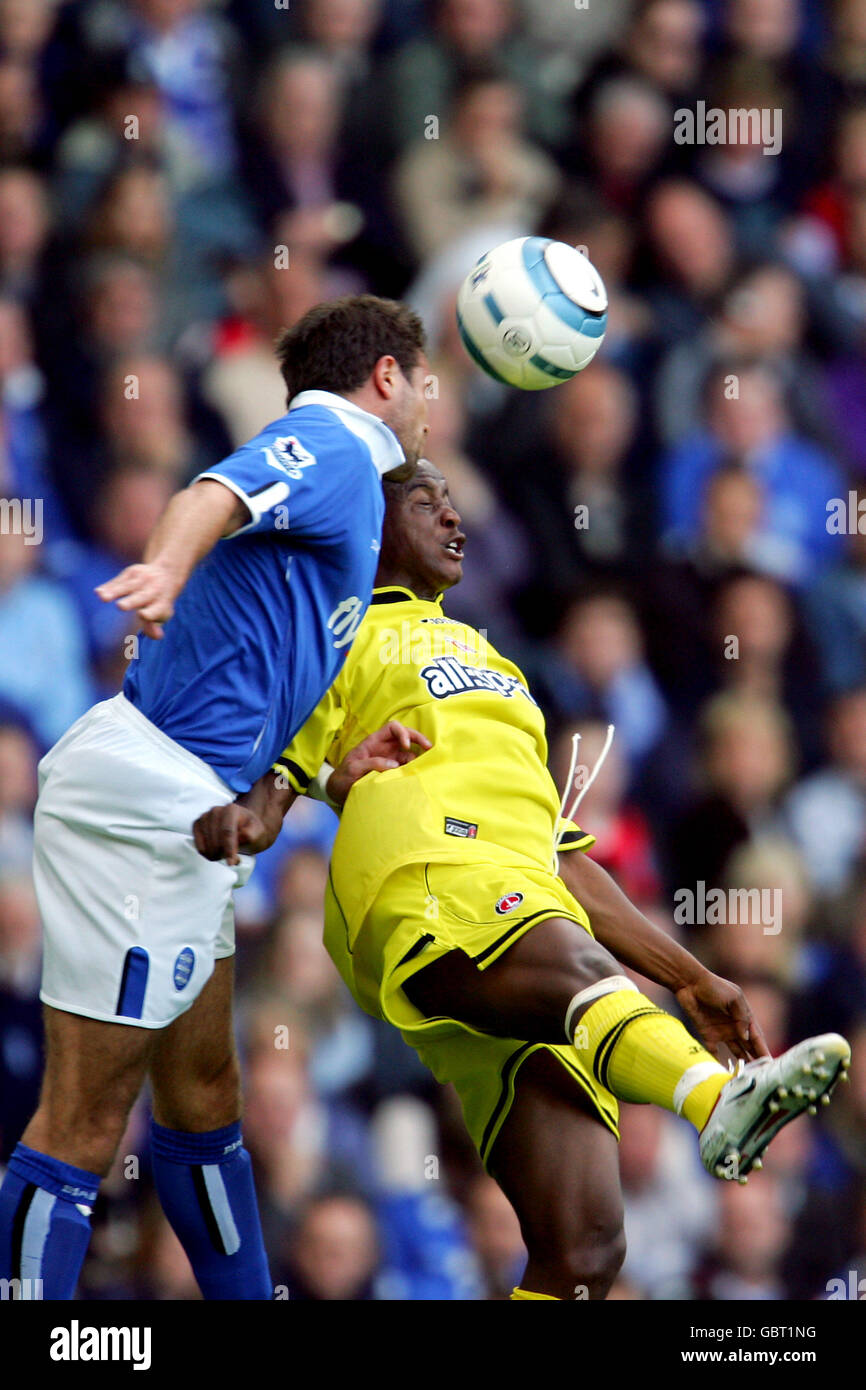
xmin=193 ymin=471 xmax=290 ymax=537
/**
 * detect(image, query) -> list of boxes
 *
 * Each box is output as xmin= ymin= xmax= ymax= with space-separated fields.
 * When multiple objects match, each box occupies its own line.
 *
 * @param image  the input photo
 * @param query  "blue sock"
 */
xmin=151 ymin=1119 xmax=272 ymax=1300
xmin=0 ymin=1143 xmax=100 ymax=1299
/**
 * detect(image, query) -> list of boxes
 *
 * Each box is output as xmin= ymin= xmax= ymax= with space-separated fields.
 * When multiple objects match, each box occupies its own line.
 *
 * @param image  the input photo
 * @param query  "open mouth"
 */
xmin=443 ymin=537 xmax=465 ymax=559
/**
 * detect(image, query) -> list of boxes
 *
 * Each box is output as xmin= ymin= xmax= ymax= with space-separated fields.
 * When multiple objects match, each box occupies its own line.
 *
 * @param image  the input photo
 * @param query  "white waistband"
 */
xmin=107 ymin=693 xmax=234 ymax=796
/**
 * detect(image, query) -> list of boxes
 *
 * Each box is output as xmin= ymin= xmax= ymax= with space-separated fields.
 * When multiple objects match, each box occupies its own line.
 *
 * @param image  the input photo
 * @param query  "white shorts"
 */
xmin=34 ymin=693 xmax=253 ymax=1029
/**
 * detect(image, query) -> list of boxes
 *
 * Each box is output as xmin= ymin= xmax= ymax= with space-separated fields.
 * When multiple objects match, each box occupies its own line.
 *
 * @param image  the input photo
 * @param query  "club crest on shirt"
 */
xmin=495 ymin=892 xmax=524 ymax=915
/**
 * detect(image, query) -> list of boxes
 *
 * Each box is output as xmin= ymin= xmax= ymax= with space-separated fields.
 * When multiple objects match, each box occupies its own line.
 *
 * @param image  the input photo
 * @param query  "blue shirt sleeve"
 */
xmin=193 ymin=424 xmax=371 ymax=542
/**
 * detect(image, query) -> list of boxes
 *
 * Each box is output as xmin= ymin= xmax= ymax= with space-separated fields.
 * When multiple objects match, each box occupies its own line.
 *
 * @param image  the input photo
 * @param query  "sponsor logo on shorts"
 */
xmin=495 ymin=892 xmax=524 ymax=915
xmin=172 ymin=947 xmax=195 ymax=991
xmin=444 ymin=816 xmax=478 ymax=838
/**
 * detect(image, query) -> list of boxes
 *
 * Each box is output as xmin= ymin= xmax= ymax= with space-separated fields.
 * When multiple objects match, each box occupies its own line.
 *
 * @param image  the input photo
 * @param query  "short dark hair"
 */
xmin=275 ymin=294 xmax=426 ymax=401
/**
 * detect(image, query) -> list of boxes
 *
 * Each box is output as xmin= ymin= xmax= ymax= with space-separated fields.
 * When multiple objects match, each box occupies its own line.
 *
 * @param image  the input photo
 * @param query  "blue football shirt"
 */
xmin=123 ymin=390 xmax=403 ymax=791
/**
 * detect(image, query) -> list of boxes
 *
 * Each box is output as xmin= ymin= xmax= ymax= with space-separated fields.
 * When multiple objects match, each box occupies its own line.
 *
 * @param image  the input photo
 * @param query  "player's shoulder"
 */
xmin=286 ymin=391 xmax=405 ymax=477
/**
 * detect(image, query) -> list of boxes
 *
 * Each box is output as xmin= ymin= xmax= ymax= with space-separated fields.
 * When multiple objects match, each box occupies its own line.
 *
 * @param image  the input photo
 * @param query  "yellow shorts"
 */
xmin=325 ymin=859 xmax=619 ymax=1171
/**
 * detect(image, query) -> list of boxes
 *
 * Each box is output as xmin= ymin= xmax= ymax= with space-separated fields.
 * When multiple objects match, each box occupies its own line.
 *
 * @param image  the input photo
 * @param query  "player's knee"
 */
xmin=526 ymin=1208 xmax=625 ymax=1300
xmin=571 ymin=1219 xmax=627 ymax=1298
xmin=153 ymin=1048 xmax=241 ymax=1131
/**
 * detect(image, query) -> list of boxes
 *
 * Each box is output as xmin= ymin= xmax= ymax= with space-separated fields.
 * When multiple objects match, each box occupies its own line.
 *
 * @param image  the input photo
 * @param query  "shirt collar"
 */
xmin=288 ymin=389 xmax=405 ymax=479
xmin=371 ymin=586 xmax=444 ymax=607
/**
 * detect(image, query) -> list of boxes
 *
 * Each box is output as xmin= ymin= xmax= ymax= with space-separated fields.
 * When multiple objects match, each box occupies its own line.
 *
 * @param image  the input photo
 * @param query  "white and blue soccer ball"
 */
xmin=456 ymin=236 xmax=608 ymax=390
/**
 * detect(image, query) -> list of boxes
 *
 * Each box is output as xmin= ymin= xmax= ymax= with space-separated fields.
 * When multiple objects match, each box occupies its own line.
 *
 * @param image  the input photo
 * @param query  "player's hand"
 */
xmin=193 ymin=803 xmax=273 ymax=865
xmin=95 ymin=562 xmax=179 ymax=640
xmin=327 ymin=721 xmax=432 ymax=807
xmin=674 ymin=969 xmax=771 ymax=1064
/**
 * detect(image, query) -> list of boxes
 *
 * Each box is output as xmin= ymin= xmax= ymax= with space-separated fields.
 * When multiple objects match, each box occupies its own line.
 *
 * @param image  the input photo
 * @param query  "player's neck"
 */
xmin=375 ymin=569 xmax=441 ymax=603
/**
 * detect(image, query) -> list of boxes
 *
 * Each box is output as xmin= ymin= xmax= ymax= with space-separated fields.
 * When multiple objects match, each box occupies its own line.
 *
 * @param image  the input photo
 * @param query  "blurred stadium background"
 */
xmin=2 ymin=0 xmax=866 ymax=1300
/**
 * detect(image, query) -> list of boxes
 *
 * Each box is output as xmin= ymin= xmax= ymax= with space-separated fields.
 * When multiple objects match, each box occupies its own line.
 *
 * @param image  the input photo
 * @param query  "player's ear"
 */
xmin=370 ymin=355 xmax=400 ymax=399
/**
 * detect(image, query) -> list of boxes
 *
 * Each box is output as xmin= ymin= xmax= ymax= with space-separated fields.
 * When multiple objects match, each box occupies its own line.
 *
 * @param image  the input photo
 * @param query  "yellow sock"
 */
xmin=511 ymin=1287 xmax=560 ymax=1300
xmin=574 ymin=988 xmax=729 ymax=1132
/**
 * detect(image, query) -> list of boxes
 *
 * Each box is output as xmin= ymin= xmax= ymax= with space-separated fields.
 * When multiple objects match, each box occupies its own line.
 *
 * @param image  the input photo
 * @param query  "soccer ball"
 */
xmin=456 ymin=236 xmax=608 ymax=390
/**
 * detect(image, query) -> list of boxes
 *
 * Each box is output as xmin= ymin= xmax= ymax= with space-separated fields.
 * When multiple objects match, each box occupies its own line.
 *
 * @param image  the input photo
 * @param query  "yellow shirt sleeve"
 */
xmin=273 ymin=686 xmax=346 ymax=796
xmin=556 ymin=816 xmax=596 ymax=853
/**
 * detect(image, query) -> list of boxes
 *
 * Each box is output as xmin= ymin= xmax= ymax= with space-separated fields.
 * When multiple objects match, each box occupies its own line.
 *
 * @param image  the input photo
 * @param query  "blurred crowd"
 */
xmin=2 ymin=0 xmax=866 ymax=1300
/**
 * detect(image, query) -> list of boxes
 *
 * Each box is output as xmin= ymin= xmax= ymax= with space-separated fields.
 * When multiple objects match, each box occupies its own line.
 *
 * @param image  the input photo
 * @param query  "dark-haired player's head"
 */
xmin=378 ymin=459 xmax=465 ymax=600
xmin=275 ymin=294 xmax=430 ymax=477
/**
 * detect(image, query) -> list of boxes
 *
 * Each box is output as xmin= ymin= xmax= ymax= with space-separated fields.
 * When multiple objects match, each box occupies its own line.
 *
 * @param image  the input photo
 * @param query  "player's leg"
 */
xmin=486 ymin=1049 xmax=625 ymax=1301
xmin=148 ymin=957 xmax=272 ymax=1300
xmin=406 ymin=917 xmax=732 ymax=1136
xmin=406 ymin=916 xmax=850 ymax=1179
xmin=0 ymin=1006 xmax=154 ymax=1298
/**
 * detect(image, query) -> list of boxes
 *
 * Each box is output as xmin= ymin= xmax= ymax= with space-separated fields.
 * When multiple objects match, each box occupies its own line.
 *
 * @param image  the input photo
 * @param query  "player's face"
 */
xmin=382 ymin=461 xmax=466 ymax=593
xmin=385 ymin=354 xmax=430 ymax=475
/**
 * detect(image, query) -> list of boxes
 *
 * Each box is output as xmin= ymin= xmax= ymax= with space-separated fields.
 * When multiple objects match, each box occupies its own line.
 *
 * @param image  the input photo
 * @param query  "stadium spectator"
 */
xmin=654 ymin=261 xmax=831 ymax=451
xmin=281 ymin=1193 xmax=381 ymax=1300
xmin=393 ymin=64 xmax=559 ymax=266
xmin=462 ymin=1175 xmax=526 ymax=1299
xmin=0 ymin=295 xmax=69 ymax=545
xmin=703 ymin=836 xmax=811 ymax=985
xmin=569 ymin=75 xmax=673 ymax=216
xmin=46 ymin=462 xmax=175 ymax=683
xmin=118 ymin=0 xmax=243 ymax=181
xmin=0 ymin=872 xmax=43 ymax=1162
xmin=202 ymin=254 xmax=329 ymax=448
xmin=0 ymin=719 xmax=36 ymax=876
xmin=547 ymin=592 xmax=669 ymax=775
xmin=53 ymin=63 xmax=212 ymax=228
xmin=0 ymin=167 xmax=50 ymax=306
xmin=643 ymin=179 xmax=737 ymax=342
xmin=617 ymin=1103 xmax=717 ymax=1300
xmin=244 ymin=52 xmax=349 ymax=235
xmin=241 ymin=1005 xmax=376 ymax=1237
xmin=688 ymin=1173 xmax=791 ymax=1299
xmin=0 ymin=519 xmax=92 ymax=747
xmin=708 ymin=571 xmax=824 ymax=757
xmin=805 ymin=495 xmax=866 ymax=693
xmin=660 ymin=360 xmax=845 ymax=584
xmin=381 ymin=0 xmax=566 ymax=154
xmin=668 ymin=692 xmax=795 ymax=896
xmin=785 ymin=689 xmax=866 ymax=899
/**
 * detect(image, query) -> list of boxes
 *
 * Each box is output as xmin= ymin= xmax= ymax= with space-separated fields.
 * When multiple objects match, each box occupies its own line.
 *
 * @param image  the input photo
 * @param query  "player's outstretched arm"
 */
xmin=559 ymin=848 xmax=770 ymax=1062
xmin=193 ymin=721 xmax=432 ymax=864
xmin=95 ymin=479 xmax=250 ymax=639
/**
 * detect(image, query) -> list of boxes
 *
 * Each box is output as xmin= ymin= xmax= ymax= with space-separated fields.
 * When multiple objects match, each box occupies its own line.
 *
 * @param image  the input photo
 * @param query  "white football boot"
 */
xmin=699 ymin=1033 xmax=851 ymax=1183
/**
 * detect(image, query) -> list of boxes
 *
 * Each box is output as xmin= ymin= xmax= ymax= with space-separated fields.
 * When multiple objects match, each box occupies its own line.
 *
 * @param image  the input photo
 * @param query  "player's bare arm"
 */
xmin=94 ymin=479 xmax=250 ymax=640
xmin=193 ymin=721 xmax=432 ymax=864
xmin=193 ymin=773 xmax=297 ymax=866
xmin=558 ymin=849 xmax=770 ymax=1064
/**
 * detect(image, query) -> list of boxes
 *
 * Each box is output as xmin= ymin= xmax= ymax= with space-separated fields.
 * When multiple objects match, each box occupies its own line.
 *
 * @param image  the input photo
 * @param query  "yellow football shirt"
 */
xmin=274 ymin=586 xmax=593 ymax=937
